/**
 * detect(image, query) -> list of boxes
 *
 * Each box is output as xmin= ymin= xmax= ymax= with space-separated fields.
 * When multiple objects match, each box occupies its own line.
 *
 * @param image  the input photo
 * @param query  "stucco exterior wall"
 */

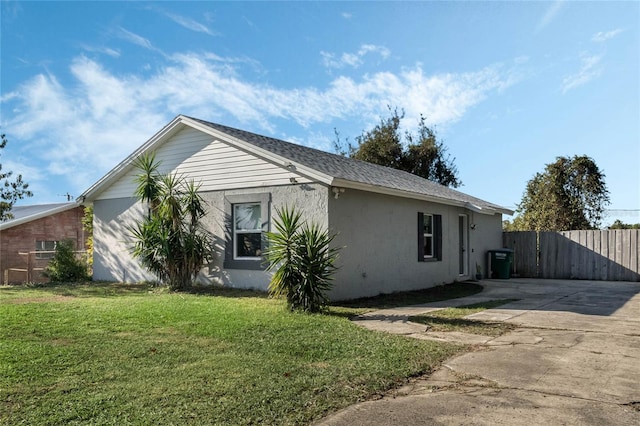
xmin=326 ymin=189 xmax=503 ymax=300
xmin=0 ymin=206 xmax=86 ymax=284
xmin=92 ymin=184 xmax=503 ymax=300
xmin=197 ymin=183 xmax=329 ymax=291
xmin=92 ymin=183 xmax=329 ymax=288
xmin=468 ymin=211 xmax=505 ymax=279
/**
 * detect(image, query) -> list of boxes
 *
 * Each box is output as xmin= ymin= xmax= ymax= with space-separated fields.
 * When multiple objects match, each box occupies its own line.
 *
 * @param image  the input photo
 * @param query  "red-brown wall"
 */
xmin=0 ymin=206 xmax=86 ymax=283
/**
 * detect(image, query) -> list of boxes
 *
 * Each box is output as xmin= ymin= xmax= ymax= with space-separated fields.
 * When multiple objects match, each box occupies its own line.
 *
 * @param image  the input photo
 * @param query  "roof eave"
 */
xmin=0 ymin=202 xmax=82 ymax=231
xmin=331 ymin=178 xmax=512 ymax=215
xmin=80 ymin=115 xmax=335 ymax=202
xmin=79 ymin=115 xmax=187 ymax=202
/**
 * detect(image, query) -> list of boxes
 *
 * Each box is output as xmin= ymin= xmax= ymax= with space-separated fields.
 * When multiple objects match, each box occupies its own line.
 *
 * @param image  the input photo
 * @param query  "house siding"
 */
xmin=93 ymin=197 xmax=155 ymax=283
xmin=92 ymin=183 xmax=330 ymax=289
xmin=327 ymin=189 xmax=502 ymax=300
xmin=0 ymin=206 xmax=86 ymax=284
xmin=87 ymin=120 xmax=507 ymax=300
xmin=97 ymin=126 xmax=312 ymax=201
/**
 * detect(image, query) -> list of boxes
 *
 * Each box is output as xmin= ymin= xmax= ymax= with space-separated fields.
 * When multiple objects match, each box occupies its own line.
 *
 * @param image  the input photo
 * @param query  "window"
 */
xmin=233 ymin=203 xmax=262 ymax=259
xmin=418 ymin=212 xmax=442 ymax=261
xmin=35 ymin=240 xmax=57 ymax=260
xmin=423 ymin=214 xmax=434 ymax=258
xmin=224 ymin=193 xmax=270 ymax=270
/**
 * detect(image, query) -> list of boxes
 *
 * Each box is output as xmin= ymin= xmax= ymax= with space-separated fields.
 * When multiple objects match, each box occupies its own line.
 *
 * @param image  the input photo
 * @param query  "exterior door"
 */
xmin=459 ymin=215 xmax=468 ymax=276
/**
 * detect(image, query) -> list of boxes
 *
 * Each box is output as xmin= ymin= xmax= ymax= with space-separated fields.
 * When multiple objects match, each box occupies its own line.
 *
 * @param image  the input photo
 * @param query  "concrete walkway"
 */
xmin=316 ymin=279 xmax=640 ymax=425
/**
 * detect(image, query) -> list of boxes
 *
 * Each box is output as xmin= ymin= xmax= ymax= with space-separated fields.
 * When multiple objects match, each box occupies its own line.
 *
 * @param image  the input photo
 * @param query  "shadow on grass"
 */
xmin=3 ymin=281 xmax=484 ymax=309
xmin=327 ymin=282 xmax=484 ymax=319
xmin=187 ymin=285 xmax=270 ymax=299
xmin=2 ymin=281 xmax=273 ymax=300
xmin=410 ymin=315 xmax=516 ymax=337
xmin=333 ymin=282 xmax=483 ymax=309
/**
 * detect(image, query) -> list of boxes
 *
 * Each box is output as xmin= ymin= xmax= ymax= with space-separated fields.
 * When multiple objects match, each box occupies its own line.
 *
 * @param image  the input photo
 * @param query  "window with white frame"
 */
xmin=35 ymin=240 xmax=58 ymax=260
xmin=418 ymin=212 xmax=442 ymax=261
xmin=422 ymin=214 xmax=434 ymax=259
xmin=233 ymin=203 xmax=263 ymax=259
xmin=224 ymin=193 xmax=270 ymax=270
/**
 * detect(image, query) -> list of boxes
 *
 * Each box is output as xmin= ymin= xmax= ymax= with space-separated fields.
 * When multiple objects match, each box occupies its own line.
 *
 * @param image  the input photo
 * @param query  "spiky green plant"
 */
xmin=266 ymin=206 xmax=340 ymax=313
xmin=129 ymin=154 xmax=213 ymax=290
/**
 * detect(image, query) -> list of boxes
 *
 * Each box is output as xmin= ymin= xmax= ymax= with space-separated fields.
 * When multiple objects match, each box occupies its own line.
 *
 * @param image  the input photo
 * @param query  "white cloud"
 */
xmin=592 ymin=29 xmax=623 ymax=43
xmin=321 ymin=44 xmax=391 ymax=69
xmin=2 ymin=52 xmax=522 ymax=196
xmin=164 ymin=12 xmax=217 ymax=36
xmin=561 ymin=53 xmax=602 ymax=93
xmin=80 ymin=44 xmax=121 ymax=58
xmin=117 ymin=27 xmax=158 ymax=52
xmin=535 ymin=1 xmax=564 ymax=33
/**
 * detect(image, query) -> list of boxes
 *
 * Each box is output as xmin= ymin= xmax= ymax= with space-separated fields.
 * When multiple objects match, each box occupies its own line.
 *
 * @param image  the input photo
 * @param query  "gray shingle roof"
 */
xmin=187 ymin=116 xmax=510 ymax=214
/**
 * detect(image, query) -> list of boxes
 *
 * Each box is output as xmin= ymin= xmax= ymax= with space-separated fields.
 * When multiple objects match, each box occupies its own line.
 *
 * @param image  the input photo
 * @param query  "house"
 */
xmin=80 ymin=115 xmax=513 ymax=300
xmin=0 ymin=203 xmax=86 ymax=284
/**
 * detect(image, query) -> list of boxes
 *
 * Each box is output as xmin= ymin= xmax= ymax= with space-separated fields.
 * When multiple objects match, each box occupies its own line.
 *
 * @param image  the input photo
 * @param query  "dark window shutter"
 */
xmin=417 ymin=212 xmax=425 ymax=261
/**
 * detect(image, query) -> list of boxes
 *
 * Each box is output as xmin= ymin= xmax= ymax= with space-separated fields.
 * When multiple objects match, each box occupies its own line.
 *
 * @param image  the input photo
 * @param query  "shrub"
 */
xmin=44 ymin=240 xmax=89 ymax=282
xmin=266 ymin=206 xmax=340 ymax=313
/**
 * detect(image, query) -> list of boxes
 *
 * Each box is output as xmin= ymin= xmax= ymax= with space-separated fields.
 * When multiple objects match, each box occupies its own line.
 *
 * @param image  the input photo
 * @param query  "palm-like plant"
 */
xmin=265 ymin=206 xmax=340 ymax=313
xmin=129 ymin=154 xmax=213 ymax=290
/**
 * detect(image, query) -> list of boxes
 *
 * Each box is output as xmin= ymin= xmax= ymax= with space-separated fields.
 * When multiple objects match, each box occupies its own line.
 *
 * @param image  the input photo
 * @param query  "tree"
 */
xmin=608 ymin=220 xmax=640 ymax=230
xmin=515 ymin=155 xmax=610 ymax=231
xmin=335 ymin=108 xmax=461 ymax=188
xmin=265 ymin=206 xmax=340 ymax=313
xmin=128 ymin=153 xmax=214 ymax=290
xmin=1 ymin=134 xmax=33 ymax=220
xmin=82 ymin=205 xmax=94 ymax=271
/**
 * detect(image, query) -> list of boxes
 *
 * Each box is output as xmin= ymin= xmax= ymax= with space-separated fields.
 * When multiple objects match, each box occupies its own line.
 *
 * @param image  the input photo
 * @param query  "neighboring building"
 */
xmin=80 ymin=115 xmax=513 ymax=300
xmin=0 ymin=203 xmax=86 ymax=284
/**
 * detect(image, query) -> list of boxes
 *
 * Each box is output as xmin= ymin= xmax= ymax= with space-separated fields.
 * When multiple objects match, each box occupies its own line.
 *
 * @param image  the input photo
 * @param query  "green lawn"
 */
xmin=409 ymin=299 xmax=519 ymax=336
xmin=0 ymin=282 xmax=469 ymax=425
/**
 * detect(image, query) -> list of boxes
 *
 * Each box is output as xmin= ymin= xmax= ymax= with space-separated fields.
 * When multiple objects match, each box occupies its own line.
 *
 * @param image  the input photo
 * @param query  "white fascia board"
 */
xmin=0 ymin=202 xmax=81 ymax=231
xmin=331 ymin=178 xmax=512 ymax=215
xmin=79 ymin=116 xmax=188 ymax=202
xmin=181 ymin=116 xmax=335 ymax=185
xmin=465 ymin=202 xmax=514 ymax=216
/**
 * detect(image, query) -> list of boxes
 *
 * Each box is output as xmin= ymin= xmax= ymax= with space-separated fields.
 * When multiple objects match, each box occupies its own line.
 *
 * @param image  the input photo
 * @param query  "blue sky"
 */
xmin=1 ymin=1 xmax=638 ymax=225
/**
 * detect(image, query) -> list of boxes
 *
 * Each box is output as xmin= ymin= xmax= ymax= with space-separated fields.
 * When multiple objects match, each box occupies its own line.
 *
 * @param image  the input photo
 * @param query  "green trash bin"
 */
xmin=488 ymin=249 xmax=514 ymax=279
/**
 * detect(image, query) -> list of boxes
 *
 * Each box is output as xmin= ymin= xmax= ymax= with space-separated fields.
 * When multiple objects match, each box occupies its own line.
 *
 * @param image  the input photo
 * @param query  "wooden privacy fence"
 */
xmin=503 ymin=230 xmax=640 ymax=282
xmin=3 ymin=250 xmax=87 ymax=285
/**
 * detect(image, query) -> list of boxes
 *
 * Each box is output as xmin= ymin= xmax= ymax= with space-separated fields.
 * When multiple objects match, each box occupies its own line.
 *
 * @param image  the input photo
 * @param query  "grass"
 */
xmin=409 ymin=299 xmax=519 ymax=337
xmin=329 ymin=281 xmax=484 ymax=317
xmin=0 ymin=281 xmax=471 ymax=425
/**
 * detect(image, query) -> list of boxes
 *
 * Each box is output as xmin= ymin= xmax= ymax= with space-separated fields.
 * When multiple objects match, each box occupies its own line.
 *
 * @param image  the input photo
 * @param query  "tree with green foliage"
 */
xmin=265 ymin=206 xmax=340 ymax=313
xmin=44 ymin=240 xmax=89 ymax=282
xmin=1 ymin=134 xmax=33 ymax=221
xmin=128 ymin=153 xmax=214 ymax=291
xmin=82 ymin=205 xmax=94 ymax=271
xmin=608 ymin=219 xmax=640 ymax=229
xmin=335 ymin=108 xmax=461 ymax=188
xmin=515 ymin=155 xmax=609 ymax=231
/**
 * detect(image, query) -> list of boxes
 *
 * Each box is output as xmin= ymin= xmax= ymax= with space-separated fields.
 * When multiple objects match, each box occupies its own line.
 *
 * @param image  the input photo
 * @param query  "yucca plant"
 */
xmin=265 ymin=206 xmax=340 ymax=313
xmin=129 ymin=154 xmax=213 ymax=290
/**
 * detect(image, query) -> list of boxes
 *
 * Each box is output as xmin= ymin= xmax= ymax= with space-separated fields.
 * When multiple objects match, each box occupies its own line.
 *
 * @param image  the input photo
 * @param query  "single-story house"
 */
xmin=80 ymin=115 xmax=513 ymax=300
xmin=0 ymin=202 xmax=86 ymax=284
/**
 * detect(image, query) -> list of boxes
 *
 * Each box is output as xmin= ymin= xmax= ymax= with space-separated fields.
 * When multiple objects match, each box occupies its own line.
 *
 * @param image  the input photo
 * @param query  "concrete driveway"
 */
xmin=317 ymin=279 xmax=640 ymax=425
